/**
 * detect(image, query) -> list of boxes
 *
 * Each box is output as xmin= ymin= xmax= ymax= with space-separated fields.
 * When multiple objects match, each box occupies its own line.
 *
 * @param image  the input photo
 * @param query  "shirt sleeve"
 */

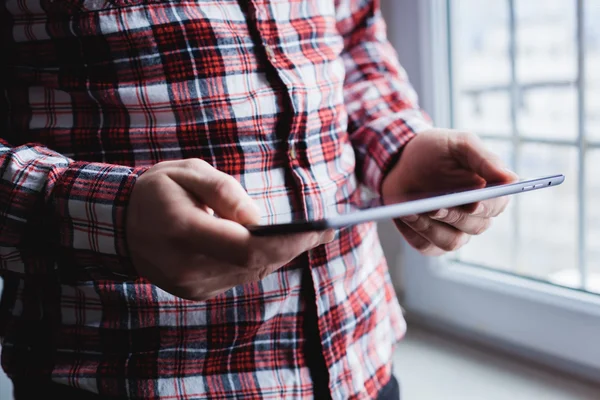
xmin=0 ymin=138 xmax=148 ymax=278
xmin=336 ymin=0 xmax=434 ymax=194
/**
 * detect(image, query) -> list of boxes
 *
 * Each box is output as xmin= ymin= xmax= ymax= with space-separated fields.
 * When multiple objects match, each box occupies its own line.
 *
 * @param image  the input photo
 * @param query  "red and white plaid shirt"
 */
xmin=0 ymin=0 xmax=431 ymax=398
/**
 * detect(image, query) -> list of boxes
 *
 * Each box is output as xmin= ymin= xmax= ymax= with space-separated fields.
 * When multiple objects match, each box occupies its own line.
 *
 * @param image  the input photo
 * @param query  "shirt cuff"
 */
xmin=360 ymin=109 xmax=433 ymax=195
xmin=51 ymin=162 xmax=150 ymax=278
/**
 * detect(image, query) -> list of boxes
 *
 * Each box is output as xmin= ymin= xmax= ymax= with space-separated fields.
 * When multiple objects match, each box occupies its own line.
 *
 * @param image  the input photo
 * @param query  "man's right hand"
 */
xmin=126 ymin=159 xmax=334 ymax=301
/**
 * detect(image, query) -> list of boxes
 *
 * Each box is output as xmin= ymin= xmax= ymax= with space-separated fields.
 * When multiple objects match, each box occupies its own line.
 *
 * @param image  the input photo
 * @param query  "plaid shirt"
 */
xmin=0 ymin=0 xmax=431 ymax=398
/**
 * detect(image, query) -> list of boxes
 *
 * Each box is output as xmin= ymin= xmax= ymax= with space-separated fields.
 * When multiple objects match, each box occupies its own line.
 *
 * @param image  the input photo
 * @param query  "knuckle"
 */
xmin=454 ymin=131 xmax=476 ymax=149
xmin=411 ymin=218 xmax=431 ymax=234
xmin=445 ymin=210 xmax=464 ymax=225
xmin=440 ymin=234 xmax=465 ymax=252
xmin=246 ymin=264 xmax=274 ymax=282
xmin=461 ymin=131 xmax=480 ymax=144
xmin=475 ymin=219 xmax=491 ymax=235
xmin=256 ymin=266 xmax=272 ymax=281
xmin=213 ymin=174 xmax=239 ymax=198
xmin=413 ymin=239 xmax=433 ymax=252
xmin=496 ymin=198 xmax=510 ymax=215
xmin=183 ymin=158 xmax=209 ymax=170
xmin=147 ymin=160 xmax=177 ymax=173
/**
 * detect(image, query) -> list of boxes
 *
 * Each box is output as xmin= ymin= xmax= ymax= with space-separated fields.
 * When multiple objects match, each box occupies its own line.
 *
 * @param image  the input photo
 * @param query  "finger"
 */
xmin=400 ymin=214 xmax=470 ymax=252
xmin=471 ymin=196 xmax=510 ymax=217
xmin=197 ymin=205 xmax=214 ymax=215
xmin=164 ymin=159 xmax=261 ymax=225
xmin=393 ymin=220 xmax=446 ymax=256
xmin=430 ymin=208 xmax=493 ymax=235
xmin=249 ymin=229 xmax=336 ymax=268
xmin=201 ymin=230 xmax=335 ymax=290
xmin=449 ymin=132 xmax=519 ymax=183
xmin=181 ymin=212 xmax=333 ymax=267
xmin=455 ymin=193 xmax=510 ymax=218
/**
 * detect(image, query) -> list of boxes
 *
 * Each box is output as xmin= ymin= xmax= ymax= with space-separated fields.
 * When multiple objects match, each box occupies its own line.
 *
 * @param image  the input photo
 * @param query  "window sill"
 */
xmin=393 ymin=324 xmax=600 ymax=400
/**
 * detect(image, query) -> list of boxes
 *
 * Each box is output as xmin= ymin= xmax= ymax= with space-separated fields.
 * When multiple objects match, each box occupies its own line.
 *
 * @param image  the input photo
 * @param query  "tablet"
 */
xmin=246 ymin=174 xmax=565 ymax=236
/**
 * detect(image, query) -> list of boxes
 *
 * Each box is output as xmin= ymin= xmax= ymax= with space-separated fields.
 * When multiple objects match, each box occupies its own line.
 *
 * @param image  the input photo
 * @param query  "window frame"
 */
xmin=397 ymin=0 xmax=600 ymax=384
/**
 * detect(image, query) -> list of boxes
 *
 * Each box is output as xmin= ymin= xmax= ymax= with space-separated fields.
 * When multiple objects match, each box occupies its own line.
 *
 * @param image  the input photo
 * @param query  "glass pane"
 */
xmin=451 ymin=0 xmax=510 ymax=135
xmin=456 ymin=91 xmax=512 ymax=135
xmin=458 ymin=140 xmax=514 ymax=271
xmin=518 ymin=87 xmax=578 ymax=140
xmin=515 ymin=0 xmax=577 ymax=83
xmin=515 ymin=0 xmax=577 ymax=140
xmin=585 ymin=0 xmax=600 ymax=142
xmin=586 ymin=150 xmax=600 ymax=293
xmin=517 ymin=144 xmax=579 ymax=287
xmin=450 ymin=1 xmax=587 ymax=294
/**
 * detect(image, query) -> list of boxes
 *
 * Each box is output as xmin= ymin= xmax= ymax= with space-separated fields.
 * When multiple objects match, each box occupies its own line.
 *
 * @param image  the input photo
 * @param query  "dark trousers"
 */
xmin=378 ymin=375 xmax=401 ymax=400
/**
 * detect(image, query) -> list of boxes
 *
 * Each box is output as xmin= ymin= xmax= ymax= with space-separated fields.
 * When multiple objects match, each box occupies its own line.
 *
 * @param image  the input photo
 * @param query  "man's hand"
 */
xmin=382 ymin=129 xmax=518 ymax=256
xmin=126 ymin=159 xmax=334 ymax=301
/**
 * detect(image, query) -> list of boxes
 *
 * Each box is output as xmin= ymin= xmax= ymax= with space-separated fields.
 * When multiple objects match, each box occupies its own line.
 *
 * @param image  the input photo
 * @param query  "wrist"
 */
xmin=381 ymin=135 xmax=417 ymax=201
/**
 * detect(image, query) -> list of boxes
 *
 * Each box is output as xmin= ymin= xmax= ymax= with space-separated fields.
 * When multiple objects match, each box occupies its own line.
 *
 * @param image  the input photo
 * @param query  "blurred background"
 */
xmin=447 ymin=0 xmax=600 ymax=292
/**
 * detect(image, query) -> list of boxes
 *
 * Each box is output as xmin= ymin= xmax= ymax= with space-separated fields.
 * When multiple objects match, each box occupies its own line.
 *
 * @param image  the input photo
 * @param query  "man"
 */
xmin=0 ymin=0 xmax=515 ymax=398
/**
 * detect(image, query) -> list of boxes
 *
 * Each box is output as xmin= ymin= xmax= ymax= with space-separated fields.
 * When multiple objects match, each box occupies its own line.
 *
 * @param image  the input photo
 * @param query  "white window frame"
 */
xmin=395 ymin=0 xmax=600 ymax=384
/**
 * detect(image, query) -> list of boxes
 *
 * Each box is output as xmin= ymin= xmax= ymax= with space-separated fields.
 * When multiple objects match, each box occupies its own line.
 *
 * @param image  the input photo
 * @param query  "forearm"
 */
xmin=337 ymin=0 xmax=433 ymax=193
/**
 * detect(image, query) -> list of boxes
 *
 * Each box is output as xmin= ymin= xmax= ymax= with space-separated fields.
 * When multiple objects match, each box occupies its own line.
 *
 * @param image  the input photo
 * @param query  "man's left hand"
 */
xmin=382 ymin=129 xmax=519 ymax=256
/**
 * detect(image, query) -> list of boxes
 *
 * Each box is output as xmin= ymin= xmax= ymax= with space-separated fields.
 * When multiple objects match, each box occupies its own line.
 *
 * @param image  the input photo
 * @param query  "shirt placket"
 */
xmin=247 ymin=0 xmax=314 ymax=221
xmin=245 ymin=1 xmax=336 ymax=397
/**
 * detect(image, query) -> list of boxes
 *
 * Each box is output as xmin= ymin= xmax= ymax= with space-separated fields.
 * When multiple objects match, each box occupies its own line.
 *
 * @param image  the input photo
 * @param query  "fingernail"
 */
xmin=473 ymin=203 xmax=485 ymax=215
xmin=503 ymin=167 xmax=519 ymax=179
xmin=402 ymin=214 xmax=419 ymax=223
xmin=236 ymin=201 xmax=261 ymax=224
xmin=206 ymin=207 xmax=215 ymax=216
xmin=321 ymin=229 xmax=336 ymax=244
xmin=432 ymin=209 xmax=448 ymax=219
xmin=460 ymin=235 xmax=471 ymax=246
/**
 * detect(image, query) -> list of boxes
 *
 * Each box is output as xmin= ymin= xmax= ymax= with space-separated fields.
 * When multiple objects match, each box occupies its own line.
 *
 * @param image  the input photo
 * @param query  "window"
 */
xmin=393 ymin=0 xmax=600 ymax=384
xmin=450 ymin=0 xmax=600 ymax=294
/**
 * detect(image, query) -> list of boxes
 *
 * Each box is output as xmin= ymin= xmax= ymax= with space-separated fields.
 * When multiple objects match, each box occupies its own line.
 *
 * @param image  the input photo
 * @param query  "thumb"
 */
xmin=166 ymin=162 xmax=261 ymax=225
xmin=450 ymin=132 xmax=519 ymax=183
